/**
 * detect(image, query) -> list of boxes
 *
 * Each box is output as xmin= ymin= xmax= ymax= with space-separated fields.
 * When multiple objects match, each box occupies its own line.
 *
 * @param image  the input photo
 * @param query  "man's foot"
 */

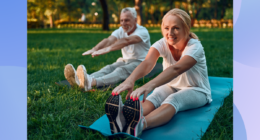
xmin=122 ymin=98 xmax=143 ymax=137
xmin=76 ymin=65 xmax=92 ymax=91
xmin=105 ymin=94 xmax=125 ymax=134
xmin=64 ymin=64 xmax=80 ymax=87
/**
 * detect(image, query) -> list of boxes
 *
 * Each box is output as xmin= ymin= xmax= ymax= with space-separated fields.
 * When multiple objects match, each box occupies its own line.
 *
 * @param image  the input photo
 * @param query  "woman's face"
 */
xmin=162 ymin=15 xmax=188 ymax=48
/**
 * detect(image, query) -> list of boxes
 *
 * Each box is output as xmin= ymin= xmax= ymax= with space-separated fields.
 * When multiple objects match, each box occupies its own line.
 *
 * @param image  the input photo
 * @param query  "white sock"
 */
xmin=86 ymin=74 xmax=93 ymax=90
xmin=142 ymin=116 xmax=147 ymax=130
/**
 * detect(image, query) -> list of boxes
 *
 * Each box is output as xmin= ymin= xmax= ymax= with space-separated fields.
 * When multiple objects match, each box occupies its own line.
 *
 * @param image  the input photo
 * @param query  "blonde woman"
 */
xmin=105 ymin=8 xmax=212 ymax=137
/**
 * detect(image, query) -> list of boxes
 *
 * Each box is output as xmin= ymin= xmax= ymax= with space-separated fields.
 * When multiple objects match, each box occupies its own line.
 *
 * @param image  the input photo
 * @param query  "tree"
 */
xmin=135 ymin=0 xmax=142 ymax=25
xmin=99 ymin=0 xmax=109 ymax=30
xmin=219 ymin=0 xmax=233 ymax=19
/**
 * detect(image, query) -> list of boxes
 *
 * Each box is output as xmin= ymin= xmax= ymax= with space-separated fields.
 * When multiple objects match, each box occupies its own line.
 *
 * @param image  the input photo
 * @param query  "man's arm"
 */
xmin=93 ymin=36 xmax=117 ymax=50
xmin=91 ymin=35 xmax=142 ymax=57
xmin=82 ymin=35 xmax=117 ymax=56
xmin=109 ymin=35 xmax=142 ymax=51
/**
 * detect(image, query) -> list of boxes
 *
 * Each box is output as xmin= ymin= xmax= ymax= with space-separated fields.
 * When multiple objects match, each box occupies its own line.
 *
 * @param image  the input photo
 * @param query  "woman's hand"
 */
xmin=91 ymin=47 xmax=111 ymax=57
xmin=112 ymin=80 xmax=135 ymax=100
xmin=130 ymin=84 xmax=154 ymax=103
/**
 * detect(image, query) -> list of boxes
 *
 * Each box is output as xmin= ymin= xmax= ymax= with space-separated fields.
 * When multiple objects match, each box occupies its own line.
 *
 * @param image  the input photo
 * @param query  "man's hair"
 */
xmin=121 ymin=7 xmax=137 ymax=18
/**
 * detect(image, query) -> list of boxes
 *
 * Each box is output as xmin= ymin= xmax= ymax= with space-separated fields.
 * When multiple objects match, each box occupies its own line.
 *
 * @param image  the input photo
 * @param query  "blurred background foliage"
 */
xmin=27 ymin=0 xmax=233 ymax=29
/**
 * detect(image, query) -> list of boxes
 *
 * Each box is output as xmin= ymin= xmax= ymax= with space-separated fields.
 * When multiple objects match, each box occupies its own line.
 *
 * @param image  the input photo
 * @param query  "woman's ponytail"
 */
xmin=189 ymin=32 xmax=199 ymax=40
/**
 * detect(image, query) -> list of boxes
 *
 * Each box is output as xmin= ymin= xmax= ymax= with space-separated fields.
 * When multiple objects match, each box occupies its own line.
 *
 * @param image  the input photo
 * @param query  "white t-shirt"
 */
xmin=152 ymin=38 xmax=212 ymax=103
xmin=111 ymin=24 xmax=151 ymax=61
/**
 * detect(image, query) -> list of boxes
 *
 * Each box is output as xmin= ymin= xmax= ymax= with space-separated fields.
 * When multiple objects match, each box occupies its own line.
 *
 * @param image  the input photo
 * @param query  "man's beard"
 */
xmin=123 ymin=25 xmax=134 ymax=33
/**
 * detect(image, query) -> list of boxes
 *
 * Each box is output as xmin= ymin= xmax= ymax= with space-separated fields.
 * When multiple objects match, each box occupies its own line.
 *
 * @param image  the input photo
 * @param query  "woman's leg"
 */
xmin=144 ymin=84 xmax=177 ymax=116
xmin=162 ymin=89 xmax=208 ymax=113
xmin=141 ymin=101 xmax=155 ymax=116
xmin=144 ymin=104 xmax=176 ymax=130
xmin=143 ymin=89 xmax=208 ymax=130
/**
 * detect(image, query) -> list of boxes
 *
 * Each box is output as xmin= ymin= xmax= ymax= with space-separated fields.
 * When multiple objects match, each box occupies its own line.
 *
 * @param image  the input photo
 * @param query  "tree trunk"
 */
xmin=66 ymin=0 xmax=71 ymax=22
xmin=214 ymin=0 xmax=218 ymax=19
xmin=169 ymin=0 xmax=174 ymax=9
xmin=195 ymin=3 xmax=202 ymax=19
xmin=150 ymin=12 xmax=155 ymax=24
xmin=49 ymin=15 xmax=53 ymax=28
xmin=135 ymin=0 xmax=142 ymax=25
xmin=99 ymin=0 xmax=109 ymax=30
xmin=220 ymin=0 xmax=227 ymax=19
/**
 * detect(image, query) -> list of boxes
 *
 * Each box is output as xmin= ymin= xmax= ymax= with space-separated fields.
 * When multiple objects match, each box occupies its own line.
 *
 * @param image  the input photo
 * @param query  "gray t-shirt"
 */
xmin=152 ymin=38 xmax=212 ymax=103
xmin=111 ymin=24 xmax=151 ymax=61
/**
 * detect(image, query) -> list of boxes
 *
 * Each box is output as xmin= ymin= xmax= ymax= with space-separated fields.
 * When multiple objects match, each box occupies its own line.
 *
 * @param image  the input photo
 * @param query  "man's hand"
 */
xmin=82 ymin=49 xmax=96 ymax=56
xmin=91 ymin=47 xmax=111 ymax=57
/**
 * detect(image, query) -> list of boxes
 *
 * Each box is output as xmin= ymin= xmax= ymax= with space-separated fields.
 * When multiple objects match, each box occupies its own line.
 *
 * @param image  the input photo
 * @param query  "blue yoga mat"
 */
xmin=79 ymin=76 xmax=233 ymax=140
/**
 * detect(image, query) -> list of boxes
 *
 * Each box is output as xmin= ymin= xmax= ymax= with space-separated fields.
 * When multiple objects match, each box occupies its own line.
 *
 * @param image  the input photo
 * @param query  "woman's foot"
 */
xmin=122 ymin=98 xmax=144 ymax=137
xmin=76 ymin=65 xmax=93 ymax=91
xmin=105 ymin=94 xmax=125 ymax=134
xmin=64 ymin=64 xmax=80 ymax=87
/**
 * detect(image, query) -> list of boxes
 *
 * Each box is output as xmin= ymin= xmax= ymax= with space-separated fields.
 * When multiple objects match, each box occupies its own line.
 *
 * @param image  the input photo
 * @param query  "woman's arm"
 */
xmin=112 ymin=47 xmax=160 ymax=99
xmin=130 ymin=55 xmax=197 ymax=102
xmin=126 ymin=47 xmax=160 ymax=83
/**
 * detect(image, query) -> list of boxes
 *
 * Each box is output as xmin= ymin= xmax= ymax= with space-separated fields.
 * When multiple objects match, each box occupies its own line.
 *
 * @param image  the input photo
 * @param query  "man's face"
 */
xmin=120 ymin=11 xmax=136 ymax=33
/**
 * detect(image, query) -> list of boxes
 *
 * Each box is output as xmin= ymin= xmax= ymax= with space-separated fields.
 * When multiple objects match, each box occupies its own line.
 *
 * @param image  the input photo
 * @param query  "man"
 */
xmin=64 ymin=7 xmax=151 ymax=91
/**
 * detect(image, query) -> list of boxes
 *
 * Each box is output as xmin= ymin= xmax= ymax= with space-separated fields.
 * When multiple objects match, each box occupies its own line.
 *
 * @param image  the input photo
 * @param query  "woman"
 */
xmin=105 ymin=8 xmax=212 ymax=137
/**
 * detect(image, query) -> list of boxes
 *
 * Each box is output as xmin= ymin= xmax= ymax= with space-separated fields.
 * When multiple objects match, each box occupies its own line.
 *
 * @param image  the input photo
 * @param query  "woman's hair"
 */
xmin=121 ymin=7 xmax=137 ymax=19
xmin=161 ymin=8 xmax=199 ymax=40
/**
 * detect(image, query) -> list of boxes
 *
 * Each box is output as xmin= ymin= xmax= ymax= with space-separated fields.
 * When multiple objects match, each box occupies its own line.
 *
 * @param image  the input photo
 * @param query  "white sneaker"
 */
xmin=76 ymin=65 xmax=92 ymax=91
xmin=122 ymin=98 xmax=143 ymax=137
xmin=64 ymin=64 xmax=80 ymax=87
xmin=105 ymin=94 xmax=126 ymax=134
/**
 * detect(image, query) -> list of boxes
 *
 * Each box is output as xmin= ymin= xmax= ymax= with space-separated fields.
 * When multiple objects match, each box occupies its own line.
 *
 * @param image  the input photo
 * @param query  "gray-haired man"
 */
xmin=64 ymin=7 xmax=151 ymax=91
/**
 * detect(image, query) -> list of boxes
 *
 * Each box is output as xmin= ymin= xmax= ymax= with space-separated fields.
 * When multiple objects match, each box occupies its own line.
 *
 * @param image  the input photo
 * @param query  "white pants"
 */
xmin=90 ymin=59 xmax=141 ymax=87
xmin=146 ymin=84 xmax=208 ymax=114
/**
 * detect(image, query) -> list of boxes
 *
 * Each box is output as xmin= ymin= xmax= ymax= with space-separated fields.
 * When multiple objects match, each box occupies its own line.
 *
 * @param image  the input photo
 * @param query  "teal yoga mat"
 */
xmin=79 ymin=76 xmax=233 ymax=140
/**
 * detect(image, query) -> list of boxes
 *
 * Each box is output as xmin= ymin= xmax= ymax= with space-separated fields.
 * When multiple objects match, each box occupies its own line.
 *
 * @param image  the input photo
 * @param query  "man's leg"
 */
xmin=76 ymin=61 xmax=126 ymax=91
xmin=95 ymin=60 xmax=141 ymax=87
xmin=90 ymin=61 xmax=125 ymax=79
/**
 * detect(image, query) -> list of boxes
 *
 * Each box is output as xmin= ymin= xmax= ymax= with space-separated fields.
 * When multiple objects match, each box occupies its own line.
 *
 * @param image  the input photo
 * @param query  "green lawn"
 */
xmin=27 ymin=27 xmax=233 ymax=140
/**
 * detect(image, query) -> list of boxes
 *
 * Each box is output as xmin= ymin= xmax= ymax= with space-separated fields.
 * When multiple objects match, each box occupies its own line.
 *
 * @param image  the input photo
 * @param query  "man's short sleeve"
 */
xmin=111 ymin=28 xmax=120 ymax=39
xmin=132 ymin=28 xmax=150 ymax=44
xmin=182 ymin=41 xmax=204 ymax=62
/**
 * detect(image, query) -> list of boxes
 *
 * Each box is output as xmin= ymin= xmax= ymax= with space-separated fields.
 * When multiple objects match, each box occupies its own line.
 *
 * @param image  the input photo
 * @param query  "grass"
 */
xmin=27 ymin=27 xmax=233 ymax=140
xmin=201 ymin=91 xmax=233 ymax=140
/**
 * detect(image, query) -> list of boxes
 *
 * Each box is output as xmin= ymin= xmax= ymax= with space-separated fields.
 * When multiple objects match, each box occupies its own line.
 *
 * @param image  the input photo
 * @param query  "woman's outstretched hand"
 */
xmin=112 ymin=81 xmax=135 ymax=100
xmin=130 ymin=84 xmax=154 ymax=103
xmin=113 ymin=81 xmax=154 ymax=103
